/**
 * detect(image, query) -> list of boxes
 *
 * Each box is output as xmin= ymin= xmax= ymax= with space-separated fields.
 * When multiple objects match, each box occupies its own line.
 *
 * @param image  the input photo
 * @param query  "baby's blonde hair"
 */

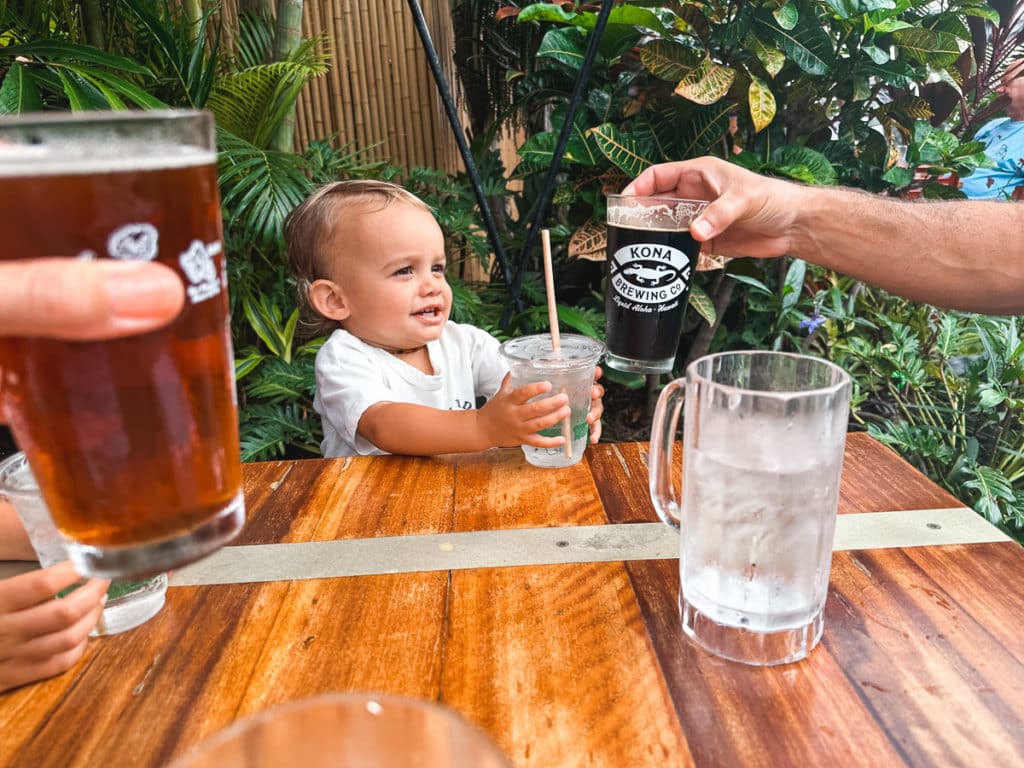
xmin=285 ymin=179 xmax=432 ymax=336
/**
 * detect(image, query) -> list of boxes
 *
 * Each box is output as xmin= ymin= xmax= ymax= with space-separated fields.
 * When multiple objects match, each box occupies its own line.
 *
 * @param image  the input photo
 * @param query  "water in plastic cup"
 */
xmin=0 ymin=452 xmax=167 ymax=635
xmin=649 ymin=351 xmax=851 ymax=665
xmin=498 ymin=334 xmax=605 ymax=468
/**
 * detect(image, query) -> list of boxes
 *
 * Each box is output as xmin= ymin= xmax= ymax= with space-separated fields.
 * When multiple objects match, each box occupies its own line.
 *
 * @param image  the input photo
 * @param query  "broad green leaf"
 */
xmin=572 ymin=5 xmax=670 ymax=35
xmin=743 ymin=33 xmax=785 ymax=78
xmin=587 ymin=123 xmax=656 ymax=177
xmin=669 ymin=102 xmax=733 ymax=159
xmin=536 ymin=27 xmax=588 ymax=71
xmin=978 ymin=386 xmax=1006 ymax=409
xmin=674 ymin=59 xmax=736 ymax=105
xmin=688 ymin=284 xmax=716 ymax=325
xmin=891 ymin=28 xmax=963 ymax=69
xmin=864 ymin=12 xmax=914 ymax=33
xmin=881 ymin=166 xmax=914 ymax=186
xmin=773 ymin=145 xmax=837 ymax=185
xmin=0 ymin=62 xmax=43 ymax=114
xmin=822 ymin=0 xmax=895 ymax=18
xmin=782 ymin=258 xmax=806 ymax=312
xmin=555 ymin=305 xmax=600 ymax=338
xmin=516 ymin=3 xmax=576 ymax=24
xmin=951 ymin=141 xmax=986 ymax=159
xmin=773 ymin=1 xmax=799 ymax=30
xmin=755 ymin=18 xmax=834 ymax=76
xmin=862 ymin=44 xmax=889 ymax=65
xmin=961 ymin=5 xmax=1000 ymax=23
xmin=855 ymin=59 xmax=917 ymax=88
xmin=748 ymin=76 xmax=776 ymax=132
xmin=638 ymin=39 xmax=702 ymax=82
xmin=912 ymin=121 xmax=958 ymax=162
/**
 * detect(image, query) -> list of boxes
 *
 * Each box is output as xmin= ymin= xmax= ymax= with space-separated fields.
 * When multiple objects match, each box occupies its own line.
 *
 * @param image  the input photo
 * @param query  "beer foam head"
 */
xmin=0 ymin=140 xmax=215 ymax=176
xmin=607 ymin=195 xmax=708 ymax=231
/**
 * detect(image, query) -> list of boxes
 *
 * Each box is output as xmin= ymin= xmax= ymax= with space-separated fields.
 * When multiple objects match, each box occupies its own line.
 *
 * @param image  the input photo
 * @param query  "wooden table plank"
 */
xmin=443 ymin=446 xmax=690 ymax=767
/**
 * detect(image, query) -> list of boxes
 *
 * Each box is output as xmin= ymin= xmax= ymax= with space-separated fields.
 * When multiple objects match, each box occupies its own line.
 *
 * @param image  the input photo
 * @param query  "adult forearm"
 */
xmin=789 ymin=186 xmax=1024 ymax=314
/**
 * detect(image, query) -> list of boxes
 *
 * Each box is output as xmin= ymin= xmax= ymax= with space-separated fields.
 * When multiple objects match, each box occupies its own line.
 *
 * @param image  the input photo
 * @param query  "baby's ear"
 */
xmin=309 ymin=279 xmax=350 ymax=321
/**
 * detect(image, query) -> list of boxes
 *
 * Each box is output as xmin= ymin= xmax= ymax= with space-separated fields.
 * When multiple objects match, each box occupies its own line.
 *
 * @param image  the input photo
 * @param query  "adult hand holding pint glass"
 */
xmin=604 ymin=195 xmax=708 ymax=374
xmin=0 ymin=111 xmax=244 ymax=578
xmin=648 ymin=351 xmax=851 ymax=665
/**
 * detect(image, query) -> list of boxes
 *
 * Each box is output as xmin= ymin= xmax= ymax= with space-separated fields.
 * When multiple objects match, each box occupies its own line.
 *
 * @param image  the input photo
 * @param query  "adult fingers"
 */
xmin=16 ymin=599 xmax=104 ymax=662
xmin=0 ymin=639 xmax=90 ymax=693
xmin=0 ymin=561 xmax=84 ymax=613
xmin=4 ymin=577 xmax=108 ymax=640
xmin=0 ymin=259 xmax=184 ymax=340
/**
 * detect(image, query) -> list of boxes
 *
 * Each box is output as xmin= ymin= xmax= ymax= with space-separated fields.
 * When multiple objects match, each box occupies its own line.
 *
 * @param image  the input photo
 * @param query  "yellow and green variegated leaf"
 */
xmin=743 ymin=33 xmax=785 ymax=78
xmin=891 ymin=96 xmax=933 ymax=121
xmin=676 ymin=4 xmax=710 ymax=39
xmin=891 ymin=28 xmax=963 ymax=69
xmin=748 ymin=77 xmax=776 ymax=133
xmin=773 ymin=1 xmax=799 ymax=30
xmin=568 ymin=219 xmax=607 ymax=262
xmin=586 ymin=123 xmax=655 ymax=178
xmin=638 ymin=39 xmax=702 ymax=82
xmin=688 ymin=284 xmax=716 ymax=326
xmin=674 ymin=59 xmax=736 ymax=105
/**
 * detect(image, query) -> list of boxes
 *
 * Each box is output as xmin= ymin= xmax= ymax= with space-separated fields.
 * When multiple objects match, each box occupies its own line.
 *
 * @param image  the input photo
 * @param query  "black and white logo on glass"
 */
xmin=610 ymin=242 xmax=691 ymax=305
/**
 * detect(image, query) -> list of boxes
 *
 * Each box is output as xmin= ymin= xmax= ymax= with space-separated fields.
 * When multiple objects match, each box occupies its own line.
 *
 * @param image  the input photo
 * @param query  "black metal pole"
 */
xmin=499 ymin=0 xmax=616 ymax=329
xmin=406 ymin=0 xmax=514 ymax=289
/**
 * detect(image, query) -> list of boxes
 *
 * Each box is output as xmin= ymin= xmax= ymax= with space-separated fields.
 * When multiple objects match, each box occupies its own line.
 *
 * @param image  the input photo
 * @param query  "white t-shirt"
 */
xmin=313 ymin=322 xmax=508 ymax=457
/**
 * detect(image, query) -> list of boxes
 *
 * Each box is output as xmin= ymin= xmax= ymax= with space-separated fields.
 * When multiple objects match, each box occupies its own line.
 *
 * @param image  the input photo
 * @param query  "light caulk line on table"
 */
xmin=168 ymin=507 xmax=1010 ymax=586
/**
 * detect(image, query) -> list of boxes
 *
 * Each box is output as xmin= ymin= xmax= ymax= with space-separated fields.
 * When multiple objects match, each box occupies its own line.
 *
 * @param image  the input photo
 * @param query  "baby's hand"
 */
xmin=587 ymin=366 xmax=605 ymax=444
xmin=478 ymin=373 xmax=571 ymax=449
xmin=0 ymin=561 xmax=108 ymax=693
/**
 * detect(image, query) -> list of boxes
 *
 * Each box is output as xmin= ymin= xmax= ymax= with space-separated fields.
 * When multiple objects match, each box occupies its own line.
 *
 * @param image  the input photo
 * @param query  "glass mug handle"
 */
xmin=648 ymin=378 xmax=685 ymax=532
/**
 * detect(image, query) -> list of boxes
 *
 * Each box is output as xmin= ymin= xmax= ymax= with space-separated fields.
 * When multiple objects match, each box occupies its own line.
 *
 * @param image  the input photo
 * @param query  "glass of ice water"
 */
xmin=648 ymin=351 xmax=851 ymax=666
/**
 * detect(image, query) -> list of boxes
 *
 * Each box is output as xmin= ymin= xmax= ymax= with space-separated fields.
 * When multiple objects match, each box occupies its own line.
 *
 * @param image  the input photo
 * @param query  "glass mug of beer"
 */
xmin=648 ymin=351 xmax=851 ymax=665
xmin=0 ymin=110 xmax=244 ymax=578
xmin=604 ymin=194 xmax=708 ymax=375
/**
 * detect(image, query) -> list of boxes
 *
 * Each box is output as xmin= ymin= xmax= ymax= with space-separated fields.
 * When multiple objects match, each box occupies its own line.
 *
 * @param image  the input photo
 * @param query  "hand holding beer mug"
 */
xmin=604 ymin=195 xmax=708 ymax=374
xmin=0 ymin=111 xmax=244 ymax=578
xmin=648 ymin=351 xmax=851 ymax=665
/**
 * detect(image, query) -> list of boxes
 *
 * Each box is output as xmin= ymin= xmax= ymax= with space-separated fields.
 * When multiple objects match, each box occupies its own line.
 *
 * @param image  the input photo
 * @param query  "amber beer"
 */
xmin=604 ymin=195 xmax=708 ymax=374
xmin=0 ymin=111 xmax=244 ymax=578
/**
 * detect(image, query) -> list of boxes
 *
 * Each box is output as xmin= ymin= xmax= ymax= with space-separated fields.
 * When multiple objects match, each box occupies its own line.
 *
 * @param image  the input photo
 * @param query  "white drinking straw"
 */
xmin=541 ymin=229 xmax=573 ymax=459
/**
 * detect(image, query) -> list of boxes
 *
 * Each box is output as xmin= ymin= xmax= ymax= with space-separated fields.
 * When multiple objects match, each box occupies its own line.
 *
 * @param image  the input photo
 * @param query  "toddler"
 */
xmin=286 ymin=180 xmax=604 ymax=458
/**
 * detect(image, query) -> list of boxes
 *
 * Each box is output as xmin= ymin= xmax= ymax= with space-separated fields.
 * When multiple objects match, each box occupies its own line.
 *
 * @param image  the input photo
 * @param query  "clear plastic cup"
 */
xmin=499 ymin=334 xmax=605 ymax=468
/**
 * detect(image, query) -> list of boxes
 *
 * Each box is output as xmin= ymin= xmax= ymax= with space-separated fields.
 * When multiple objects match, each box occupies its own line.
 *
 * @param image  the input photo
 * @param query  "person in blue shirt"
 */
xmin=961 ymin=60 xmax=1024 ymax=200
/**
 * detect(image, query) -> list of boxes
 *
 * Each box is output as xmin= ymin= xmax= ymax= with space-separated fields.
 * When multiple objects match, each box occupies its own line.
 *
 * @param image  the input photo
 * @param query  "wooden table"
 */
xmin=2 ymin=434 xmax=1022 ymax=767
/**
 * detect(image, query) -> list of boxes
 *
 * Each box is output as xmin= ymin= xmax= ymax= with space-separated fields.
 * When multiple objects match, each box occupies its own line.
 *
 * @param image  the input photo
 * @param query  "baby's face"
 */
xmin=327 ymin=202 xmax=452 ymax=351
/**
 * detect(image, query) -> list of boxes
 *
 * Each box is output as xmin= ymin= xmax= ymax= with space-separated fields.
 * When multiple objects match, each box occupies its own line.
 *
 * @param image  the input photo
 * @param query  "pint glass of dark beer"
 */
xmin=0 ymin=110 xmax=244 ymax=578
xmin=604 ymin=195 xmax=708 ymax=374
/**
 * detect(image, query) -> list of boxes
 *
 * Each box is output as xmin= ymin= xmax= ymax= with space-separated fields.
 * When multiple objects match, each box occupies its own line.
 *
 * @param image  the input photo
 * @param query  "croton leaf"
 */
xmin=517 ymin=3 xmax=577 ymax=24
xmin=748 ymin=76 xmax=776 ymax=132
xmin=674 ymin=58 xmax=736 ymax=105
xmin=773 ymin=145 xmax=837 ymax=185
xmin=822 ymin=0 xmax=895 ymax=19
xmin=891 ymin=28 xmax=963 ymax=69
xmin=688 ymin=284 xmax=716 ymax=326
xmin=755 ymin=18 xmax=834 ymax=76
xmin=743 ymin=32 xmax=785 ymax=78
xmin=536 ymin=27 xmax=588 ymax=71
xmin=638 ymin=39 xmax=703 ymax=82
xmin=773 ymin=1 xmax=799 ymax=30
xmin=587 ymin=123 xmax=656 ymax=177
xmin=568 ymin=219 xmax=607 ymax=262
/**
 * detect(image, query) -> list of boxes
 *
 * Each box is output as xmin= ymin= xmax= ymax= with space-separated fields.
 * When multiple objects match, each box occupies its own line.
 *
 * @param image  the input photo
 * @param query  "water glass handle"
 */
xmin=648 ymin=378 xmax=684 ymax=532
